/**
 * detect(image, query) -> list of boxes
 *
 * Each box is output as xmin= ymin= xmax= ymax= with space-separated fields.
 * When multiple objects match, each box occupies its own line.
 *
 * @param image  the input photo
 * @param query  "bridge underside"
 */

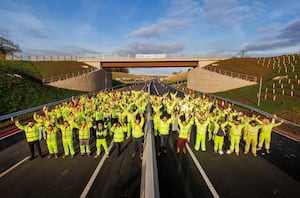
xmin=101 ymin=61 xmax=199 ymax=68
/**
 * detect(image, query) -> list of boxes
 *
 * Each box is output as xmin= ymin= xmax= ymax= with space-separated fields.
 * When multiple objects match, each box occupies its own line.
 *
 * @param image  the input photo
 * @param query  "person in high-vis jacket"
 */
xmin=226 ymin=120 xmax=245 ymax=156
xmin=213 ymin=120 xmax=227 ymax=155
xmin=127 ymin=107 xmax=138 ymax=136
xmin=56 ymin=120 xmax=75 ymax=158
xmin=257 ymin=115 xmax=284 ymax=154
xmin=74 ymin=120 xmax=93 ymax=157
xmin=157 ymin=114 xmax=174 ymax=156
xmin=194 ymin=117 xmax=210 ymax=152
xmin=111 ymin=122 xmax=127 ymax=157
xmin=15 ymin=120 xmax=43 ymax=160
xmin=94 ymin=121 xmax=109 ymax=158
xmin=177 ymin=116 xmax=194 ymax=154
xmin=130 ymin=114 xmax=145 ymax=159
xmin=152 ymin=111 xmax=162 ymax=136
xmin=45 ymin=124 xmax=59 ymax=159
xmin=244 ymin=120 xmax=262 ymax=157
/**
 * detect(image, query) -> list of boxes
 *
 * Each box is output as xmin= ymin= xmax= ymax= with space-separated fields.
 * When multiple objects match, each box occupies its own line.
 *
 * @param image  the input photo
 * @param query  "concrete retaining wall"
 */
xmin=48 ymin=69 xmax=112 ymax=92
xmin=187 ymin=67 xmax=257 ymax=93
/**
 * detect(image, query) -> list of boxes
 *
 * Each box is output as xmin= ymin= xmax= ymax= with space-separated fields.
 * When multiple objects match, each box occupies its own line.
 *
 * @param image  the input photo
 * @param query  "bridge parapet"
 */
xmin=204 ymin=65 xmax=258 ymax=82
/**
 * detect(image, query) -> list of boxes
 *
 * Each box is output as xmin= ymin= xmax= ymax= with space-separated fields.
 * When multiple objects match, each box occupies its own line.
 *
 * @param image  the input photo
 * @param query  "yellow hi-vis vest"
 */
xmin=247 ymin=125 xmax=261 ymax=136
xmin=178 ymin=121 xmax=193 ymax=139
xmin=79 ymin=125 xmax=90 ymax=140
xmin=46 ymin=129 xmax=58 ymax=143
xmin=261 ymin=122 xmax=282 ymax=135
xmin=195 ymin=119 xmax=209 ymax=135
xmin=132 ymin=117 xmax=145 ymax=138
xmin=159 ymin=121 xmax=171 ymax=135
xmin=111 ymin=126 xmax=126 ymax=142
xmin=60 ymin=125 xmax=73 ymax=140
xmin=15 ymin=122 xmax=39 ymax=142
xmin=228 ymin=123 xmax=244 ymax=136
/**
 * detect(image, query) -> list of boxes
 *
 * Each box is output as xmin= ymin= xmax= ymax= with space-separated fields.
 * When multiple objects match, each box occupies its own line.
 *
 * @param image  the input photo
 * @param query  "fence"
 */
xmin=42 ymin=67 xmax=97 ymax=84
xmin=204 ymin=65 xmax=258 ymax=82
xmin=5 ymin=54 xmax=79 ymax=61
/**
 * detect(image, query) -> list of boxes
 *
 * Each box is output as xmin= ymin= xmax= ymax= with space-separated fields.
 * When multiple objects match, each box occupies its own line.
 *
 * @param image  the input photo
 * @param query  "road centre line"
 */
xmin=0 ymin=156 xmax=30 ymax=178
xmin=186 ymin=144 xmax=220 ymax=198
xmin=80 ymin=141 xmax=114 ymax=198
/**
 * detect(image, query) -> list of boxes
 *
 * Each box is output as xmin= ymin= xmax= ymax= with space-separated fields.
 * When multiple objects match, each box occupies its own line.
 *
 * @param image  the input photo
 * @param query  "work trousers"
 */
xmin=79 ymin=139 xmax=90 ymax=154
xmin=245 ymin=135 xmax=258 ymax=154
xmin=62 ymin=139 xmax=75 ymax=156
xmin=96 ymin=138 xmax=109 ymax=155
xmin=159 ymin=135 xmax=169 ymax=151
xmin=115 ymin=142 xmax=122 ymax=156
xmin=132 ymin=137 xmax=143 ymax=155
xmin=177 ymin=137 xmax=187 ymax=150
xmin=229 ymin=135 xmax=241 ymax=154
xmin=47 ymin=141 xmax=58 ymax=154
xmin=214 ymin=136 xmax=224 ymax=152
xmin=194 ymin=134 xmax=206 ymax=151
xmin=258 ymin=133 xmax=271 ymax=150
xmin=28 ymin=140 xmax=42 ymax=159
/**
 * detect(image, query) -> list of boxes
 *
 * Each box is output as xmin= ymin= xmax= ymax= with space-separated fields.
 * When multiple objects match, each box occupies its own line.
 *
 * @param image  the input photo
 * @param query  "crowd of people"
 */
xmin=15 ymin=90 xmax=148 ymax=160
xmin=151 ymin=91 xmax=284 ymax=157
xmin=15 ymin=89 xmax=284 ymax=160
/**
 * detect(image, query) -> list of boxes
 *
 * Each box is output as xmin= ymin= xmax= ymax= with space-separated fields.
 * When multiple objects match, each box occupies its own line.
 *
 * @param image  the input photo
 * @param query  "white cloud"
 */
xmin=245 ymin=19 xmax=300 ymax=52
xmin=132 ymin=24 xmax=161 ymax=37
xmin=257 ymin=23 xmax=282 ymax=33
xmin=25 ymin=44 xmax=101 ymax=55
xmin=0 ymin=27 xmax=11 ymax=37
xmin=1 ymin=10 xmax=44 ymax=29
xmin=114 ymin=40 xmax=185 ymax=56
xmin=166 ymin=0 xmax=202 ymax=17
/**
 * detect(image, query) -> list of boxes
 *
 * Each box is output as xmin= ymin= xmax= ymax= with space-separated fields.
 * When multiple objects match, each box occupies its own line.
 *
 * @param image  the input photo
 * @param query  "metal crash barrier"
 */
xmin=140 ymin=82 xmax=160 ymax=198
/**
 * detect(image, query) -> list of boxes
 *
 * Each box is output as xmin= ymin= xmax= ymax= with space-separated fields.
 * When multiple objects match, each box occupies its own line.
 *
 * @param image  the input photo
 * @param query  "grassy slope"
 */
xmin=163 ymin=72 xmax=187 ymax=83
xmin=211 ymin=55 xmax=300 ymax=123
xmin=32 ymin=61 xmax=93 ymax=78
xmin=112 ymin=71 xmax=152 ymax=83
xmin=0 ymin=60 xmax=84 ymax=115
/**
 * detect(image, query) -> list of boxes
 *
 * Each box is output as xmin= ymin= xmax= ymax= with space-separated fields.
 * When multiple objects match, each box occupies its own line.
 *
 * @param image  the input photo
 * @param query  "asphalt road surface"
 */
xmin=1 ymin=80 xmax=299 ymax=198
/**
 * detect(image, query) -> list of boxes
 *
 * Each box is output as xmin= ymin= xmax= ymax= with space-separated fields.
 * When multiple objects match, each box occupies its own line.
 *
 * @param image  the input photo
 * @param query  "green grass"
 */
xmin=0 ymin=60 xmax=84 ymax=115
xmin=212 ymin=54 xmax=300 ymax=124
xmin=32 ymin=61 xmax=93 ymax=78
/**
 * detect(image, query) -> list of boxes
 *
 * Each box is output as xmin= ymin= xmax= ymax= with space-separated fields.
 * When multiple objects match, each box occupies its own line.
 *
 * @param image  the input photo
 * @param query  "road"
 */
xmin=0 ymin=80 xmax=299 ymax=198
xmin=153 ymin=80 xmax=300 ymax=198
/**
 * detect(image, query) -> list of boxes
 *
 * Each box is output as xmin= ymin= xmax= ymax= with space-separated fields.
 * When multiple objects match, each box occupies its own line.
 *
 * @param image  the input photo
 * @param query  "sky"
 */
xmin=1 ymin=0 xmax=300 ymax=75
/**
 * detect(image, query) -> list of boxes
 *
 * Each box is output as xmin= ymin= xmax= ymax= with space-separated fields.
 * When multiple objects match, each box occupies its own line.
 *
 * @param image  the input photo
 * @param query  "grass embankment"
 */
xmin=32 ymin=61 xmax=93 ymax=78
xmin=210 ymin=55 xmax=300 ymax=124
xmin=162 ymin=72 xmax=187 ymax=84
xmin=0 ymin=60 xmax=85 ymax=115
xmin=112 ymin=71 xmax=152 ymax=84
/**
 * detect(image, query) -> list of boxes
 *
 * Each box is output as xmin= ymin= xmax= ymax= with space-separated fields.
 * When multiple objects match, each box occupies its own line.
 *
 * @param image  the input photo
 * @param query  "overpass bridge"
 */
xmin=77 ymin=57 xmax=227 ymax=68
xmin=5 ymin=54 xmax=227 ymax=68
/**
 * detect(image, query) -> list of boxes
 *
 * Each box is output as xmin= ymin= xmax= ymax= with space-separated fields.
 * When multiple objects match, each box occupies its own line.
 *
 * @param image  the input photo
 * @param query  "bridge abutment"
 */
xmin=48 ymin=69 xmax=112 ymax=92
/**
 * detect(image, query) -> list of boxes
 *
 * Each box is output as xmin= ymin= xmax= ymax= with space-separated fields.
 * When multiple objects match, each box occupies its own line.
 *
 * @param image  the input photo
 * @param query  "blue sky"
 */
xmin=1 ymin=0 xmax=300 ymax=75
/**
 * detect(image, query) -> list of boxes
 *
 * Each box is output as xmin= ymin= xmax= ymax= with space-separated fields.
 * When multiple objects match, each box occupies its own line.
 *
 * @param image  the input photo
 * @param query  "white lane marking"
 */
xmin=0 ymin=156 xmax=30 ymax=178
xmin=0 ymin=130 xmax=22 ymax=141
xmin=80 ymin=141 xmax=114 ymax=198
xmin=186 ymin=144 xmax=220 ymax=198
xmin=153 ymin=81 xmax=160 ymax=95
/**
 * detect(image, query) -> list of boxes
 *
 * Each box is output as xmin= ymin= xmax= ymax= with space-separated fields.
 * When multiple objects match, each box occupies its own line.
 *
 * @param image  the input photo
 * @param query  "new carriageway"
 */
xmin=0 ymin=80 xmax=300 ymax=198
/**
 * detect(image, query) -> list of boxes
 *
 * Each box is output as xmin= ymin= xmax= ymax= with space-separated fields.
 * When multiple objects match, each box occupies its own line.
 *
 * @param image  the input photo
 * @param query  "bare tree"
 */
xmin=0 ymin=37 xmax=22 ymax=59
